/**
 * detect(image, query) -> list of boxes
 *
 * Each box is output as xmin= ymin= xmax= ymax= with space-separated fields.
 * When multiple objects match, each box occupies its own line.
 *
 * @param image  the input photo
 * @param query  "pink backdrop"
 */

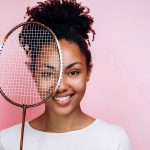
xmin=0 ymin=0 xmax=150 ymax=150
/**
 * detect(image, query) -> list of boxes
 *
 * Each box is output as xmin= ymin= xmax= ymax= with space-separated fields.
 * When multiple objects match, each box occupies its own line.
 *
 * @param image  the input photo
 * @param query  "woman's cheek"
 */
xmin=70 ymin=77 xmax=86 ymax=90
xmin=36 ymin=80 xmax=51 ymax=99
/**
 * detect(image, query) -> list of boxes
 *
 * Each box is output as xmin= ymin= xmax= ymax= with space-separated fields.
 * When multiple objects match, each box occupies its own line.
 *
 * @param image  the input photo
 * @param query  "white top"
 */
xmin=0 ymin=119 xmax=131 ymax=150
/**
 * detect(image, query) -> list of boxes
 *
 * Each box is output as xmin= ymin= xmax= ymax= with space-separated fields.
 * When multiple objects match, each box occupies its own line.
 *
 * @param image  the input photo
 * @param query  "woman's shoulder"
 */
xmin=94 ymin=119 xmax=124 ymax=131
xmin=85 ymin=119 xmax=131 ymax=149
xmin=93 ymin=119 xmax=128 ymax=136
xmin=0 ymin=123 xmax=23 ymax=144
xmin=0 ymin=123 xmax=22 ymax=149
xmin=0 ymin=123 xmax=21 ymax=136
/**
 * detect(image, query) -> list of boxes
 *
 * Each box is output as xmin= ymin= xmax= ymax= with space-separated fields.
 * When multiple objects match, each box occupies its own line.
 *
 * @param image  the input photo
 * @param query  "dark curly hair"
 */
xmin=25 ymin=0 xmax=95 ymax=72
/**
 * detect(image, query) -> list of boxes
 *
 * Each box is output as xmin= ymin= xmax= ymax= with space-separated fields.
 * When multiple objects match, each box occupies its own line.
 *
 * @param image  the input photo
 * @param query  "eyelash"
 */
xmin=41 ymin=72 xmax=53 ymax=78
xmin=68 ymin=70 xmax=80 ymax=76
xmin=41 ymin=70 xmax=80 ymax=78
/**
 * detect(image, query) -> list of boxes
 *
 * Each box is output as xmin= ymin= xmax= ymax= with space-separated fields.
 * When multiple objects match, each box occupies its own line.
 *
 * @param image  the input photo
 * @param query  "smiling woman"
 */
xmin=44 ymin=39 xmax=90 ymax=116
xmin=0 ymin=0 xmax=131 ymax=150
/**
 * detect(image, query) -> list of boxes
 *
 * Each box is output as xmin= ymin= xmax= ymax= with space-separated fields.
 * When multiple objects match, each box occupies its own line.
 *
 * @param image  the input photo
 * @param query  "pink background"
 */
xmin=0 ymin=0 xmax=150 ymax=149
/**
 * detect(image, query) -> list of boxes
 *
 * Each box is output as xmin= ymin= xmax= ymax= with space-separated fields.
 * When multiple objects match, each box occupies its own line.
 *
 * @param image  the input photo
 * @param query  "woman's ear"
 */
xmin=86 ymin=68 xmax=92 ymax=82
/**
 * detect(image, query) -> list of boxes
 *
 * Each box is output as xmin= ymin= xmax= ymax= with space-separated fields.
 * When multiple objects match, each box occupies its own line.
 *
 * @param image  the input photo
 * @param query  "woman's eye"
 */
xmin=68 ymin=71 xmax=80 ymax=76
xmin=41 ymin=72 xmax=53 ymax=78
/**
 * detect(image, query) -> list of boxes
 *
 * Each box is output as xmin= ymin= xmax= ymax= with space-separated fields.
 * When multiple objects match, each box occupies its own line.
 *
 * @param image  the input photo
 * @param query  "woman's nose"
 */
xmin=57 ymin=75 xmax=69 ymax=93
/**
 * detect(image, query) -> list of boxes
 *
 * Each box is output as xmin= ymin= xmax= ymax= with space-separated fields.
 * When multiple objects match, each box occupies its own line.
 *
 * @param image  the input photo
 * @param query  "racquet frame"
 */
xmin=0 ymin=21 xmax=63 ymax=150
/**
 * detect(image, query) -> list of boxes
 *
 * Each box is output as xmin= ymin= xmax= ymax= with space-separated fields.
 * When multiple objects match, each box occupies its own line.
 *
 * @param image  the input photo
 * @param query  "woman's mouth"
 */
xmin=53 ymin=94 xmax=73 ymax=105
xmin=54 ymin=95 xmax=71 ymax=101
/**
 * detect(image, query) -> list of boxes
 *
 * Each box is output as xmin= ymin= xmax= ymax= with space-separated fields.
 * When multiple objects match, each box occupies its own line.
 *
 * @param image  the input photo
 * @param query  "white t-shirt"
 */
xmin=0 ymin=119 xmax=131 ymax=150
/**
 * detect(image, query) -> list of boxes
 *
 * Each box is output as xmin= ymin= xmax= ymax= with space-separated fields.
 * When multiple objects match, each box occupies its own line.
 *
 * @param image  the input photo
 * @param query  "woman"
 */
xmin=0 ymin=0 xmax=131 ymax=149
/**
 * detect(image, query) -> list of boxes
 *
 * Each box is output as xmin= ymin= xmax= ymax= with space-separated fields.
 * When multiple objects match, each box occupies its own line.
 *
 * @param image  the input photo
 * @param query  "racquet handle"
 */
xmin=20 ymin=106 xmax=27 ymax=150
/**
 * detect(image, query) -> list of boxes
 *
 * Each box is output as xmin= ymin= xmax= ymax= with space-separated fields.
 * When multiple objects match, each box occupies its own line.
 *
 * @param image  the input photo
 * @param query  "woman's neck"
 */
xmin=29 ymin=108 xmax=95 ymax=133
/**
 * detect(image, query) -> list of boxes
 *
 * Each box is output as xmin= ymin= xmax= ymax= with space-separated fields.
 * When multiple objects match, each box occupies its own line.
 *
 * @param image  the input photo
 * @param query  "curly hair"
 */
xmin=25 ymin=0 xmax=95 ymax=71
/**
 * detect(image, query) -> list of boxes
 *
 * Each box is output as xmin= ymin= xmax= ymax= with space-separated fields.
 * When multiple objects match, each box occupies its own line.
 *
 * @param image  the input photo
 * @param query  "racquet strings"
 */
xmin=0 ymin=22 xmax=62 ymax=107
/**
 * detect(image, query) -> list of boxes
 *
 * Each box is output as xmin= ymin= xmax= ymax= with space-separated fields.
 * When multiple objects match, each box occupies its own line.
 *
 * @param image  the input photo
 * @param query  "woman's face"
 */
xmin=35 ymin=39 xmax=91 ymax=116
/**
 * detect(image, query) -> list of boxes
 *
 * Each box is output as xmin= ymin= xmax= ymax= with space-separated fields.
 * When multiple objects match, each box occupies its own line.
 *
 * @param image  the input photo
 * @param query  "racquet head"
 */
xmin=0 ymin=21 xmax=63 ymax=108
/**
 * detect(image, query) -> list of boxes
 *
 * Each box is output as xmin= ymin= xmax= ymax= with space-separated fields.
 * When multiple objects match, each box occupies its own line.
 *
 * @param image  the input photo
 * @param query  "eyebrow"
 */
xmin=41 ymin=62 xmax=81 ymax=70
xmin=41 ymin=64 xmax=55 ymax=70
xmin=65 ymin=62 xmax=82 ymax=69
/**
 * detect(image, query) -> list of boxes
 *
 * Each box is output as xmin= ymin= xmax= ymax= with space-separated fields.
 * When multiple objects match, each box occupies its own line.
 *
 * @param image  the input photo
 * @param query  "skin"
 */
xmin=29 ymin=39 xmax=95 ymax=133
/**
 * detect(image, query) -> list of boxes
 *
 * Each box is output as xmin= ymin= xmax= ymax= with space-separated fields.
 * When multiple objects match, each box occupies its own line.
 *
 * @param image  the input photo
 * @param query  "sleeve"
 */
xmin=0 ymin=132 xmax=5 ymax=150
xmin=118 ymin=129 xmax=132 ymax=150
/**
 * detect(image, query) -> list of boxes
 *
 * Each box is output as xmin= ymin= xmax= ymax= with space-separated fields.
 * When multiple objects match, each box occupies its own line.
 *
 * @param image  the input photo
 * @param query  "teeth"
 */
xmin=54 ymin=96 xmax=71 ymax=101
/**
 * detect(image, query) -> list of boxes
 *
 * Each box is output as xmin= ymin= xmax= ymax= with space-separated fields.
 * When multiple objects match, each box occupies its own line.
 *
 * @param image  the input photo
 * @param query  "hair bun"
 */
xmin=26 ymin=0 xmax=95 ymax=42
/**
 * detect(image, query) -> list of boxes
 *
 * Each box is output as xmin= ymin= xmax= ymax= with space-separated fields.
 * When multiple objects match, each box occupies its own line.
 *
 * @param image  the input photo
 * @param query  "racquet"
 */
xmin=0 ymin=21 xmax=63 ymax=150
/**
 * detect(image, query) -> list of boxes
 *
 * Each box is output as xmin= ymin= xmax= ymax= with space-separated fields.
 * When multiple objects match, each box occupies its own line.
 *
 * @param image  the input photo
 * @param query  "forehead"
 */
xmin=37 ymin=39 xmax=86 ymax=68
xmin=38 ymin=43 xmax=60 ymax=64
xmin=59 ymin=39 xmax=86 ymax=67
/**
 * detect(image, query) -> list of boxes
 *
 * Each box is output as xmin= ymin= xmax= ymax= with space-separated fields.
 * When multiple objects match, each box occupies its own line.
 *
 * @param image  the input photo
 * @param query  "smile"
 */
xmin=54 ymin=95 xmax=73 ymax=102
